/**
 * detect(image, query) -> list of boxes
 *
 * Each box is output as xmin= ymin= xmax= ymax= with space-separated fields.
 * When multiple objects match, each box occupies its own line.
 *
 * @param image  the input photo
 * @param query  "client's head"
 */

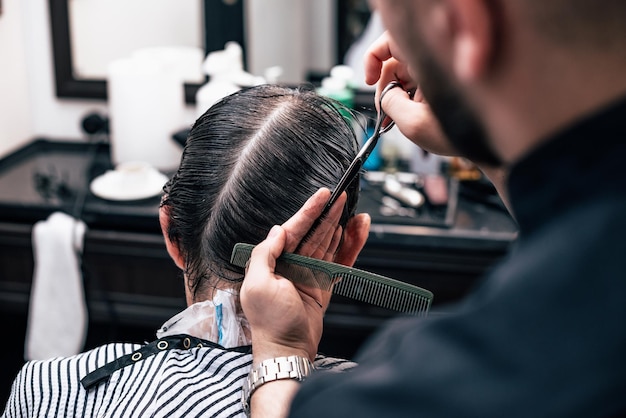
xmin=160 ymin=84 xmax=368 ymax=303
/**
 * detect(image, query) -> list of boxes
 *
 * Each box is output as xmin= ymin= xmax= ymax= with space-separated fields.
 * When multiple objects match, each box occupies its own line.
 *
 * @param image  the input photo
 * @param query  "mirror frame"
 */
xmin=48 ymin=0 xmax=245 ymax=104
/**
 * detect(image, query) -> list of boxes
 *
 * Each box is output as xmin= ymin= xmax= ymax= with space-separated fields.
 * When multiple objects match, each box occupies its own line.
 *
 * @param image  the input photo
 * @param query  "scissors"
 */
xmin=296 ymin=81 xmax=402 ymax=250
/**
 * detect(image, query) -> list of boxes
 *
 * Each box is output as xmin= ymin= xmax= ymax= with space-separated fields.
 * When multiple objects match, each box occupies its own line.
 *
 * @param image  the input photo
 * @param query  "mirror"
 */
xmin=49 ymin=0 xmax=245 ymax=103
xmin=68 ymin=0 xmax=203 ymax=80
xmin=49 ymin=0 xmax=372 ymax=103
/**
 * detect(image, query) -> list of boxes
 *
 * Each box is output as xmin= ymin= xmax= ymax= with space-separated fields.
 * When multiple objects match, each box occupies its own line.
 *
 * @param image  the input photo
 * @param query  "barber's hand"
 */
xmin=365 ymin=32 xmax=512 ymax=214
xmin=240 ymin=188 xmax=347 ymax=362
xmin=364 ymin=31 xmax=458 ymax=157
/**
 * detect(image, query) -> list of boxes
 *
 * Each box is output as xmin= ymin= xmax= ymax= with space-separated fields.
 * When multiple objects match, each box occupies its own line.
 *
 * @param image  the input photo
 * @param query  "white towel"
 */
xmin=25 ymin=212 xmax=88 ymax=360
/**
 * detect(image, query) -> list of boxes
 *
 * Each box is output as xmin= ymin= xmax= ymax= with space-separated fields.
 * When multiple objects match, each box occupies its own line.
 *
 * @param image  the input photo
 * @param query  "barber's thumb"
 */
xmin=381 ymin=86 xmax=411 ymax=117
xmin=246 ymin=225 xmax=286 ymax=281
xmin=267 ymin=225 xmax=283 ymax=240
xmin=264 ymin=225 xmax=287 ymax=261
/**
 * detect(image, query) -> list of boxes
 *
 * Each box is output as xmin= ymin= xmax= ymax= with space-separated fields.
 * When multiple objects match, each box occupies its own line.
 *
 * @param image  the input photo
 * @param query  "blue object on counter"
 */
xmin=363 ymin=125 xmax=382 ymax=171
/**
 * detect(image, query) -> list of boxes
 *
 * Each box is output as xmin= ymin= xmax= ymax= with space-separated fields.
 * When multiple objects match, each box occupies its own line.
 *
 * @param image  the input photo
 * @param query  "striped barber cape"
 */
xmin=2 ymin=335 xmax=356 ymax=418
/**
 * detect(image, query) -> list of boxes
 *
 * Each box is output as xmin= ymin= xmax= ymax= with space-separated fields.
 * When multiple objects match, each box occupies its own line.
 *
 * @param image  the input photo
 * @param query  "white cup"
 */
xmin=115 ymin=161 xmax=156 ymax=189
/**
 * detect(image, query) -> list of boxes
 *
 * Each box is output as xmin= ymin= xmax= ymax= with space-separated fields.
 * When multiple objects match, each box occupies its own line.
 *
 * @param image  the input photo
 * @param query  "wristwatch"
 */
xmin=241 ymin=355 xmax=314 ymax=416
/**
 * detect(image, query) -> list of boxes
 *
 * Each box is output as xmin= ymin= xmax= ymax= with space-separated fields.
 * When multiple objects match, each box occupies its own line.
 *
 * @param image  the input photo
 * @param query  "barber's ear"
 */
xmin=447 ymin=0 xmax=495 ymax=82
xmin=159 ymin=205 xmax=185 ymax=270
xmin=334 ymin=213 xmax=371 ymax=267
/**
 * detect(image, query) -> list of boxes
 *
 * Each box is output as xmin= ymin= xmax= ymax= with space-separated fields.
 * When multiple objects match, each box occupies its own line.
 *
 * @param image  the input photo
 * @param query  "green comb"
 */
xmin=230 ymin=243 xmax=433 ymax=316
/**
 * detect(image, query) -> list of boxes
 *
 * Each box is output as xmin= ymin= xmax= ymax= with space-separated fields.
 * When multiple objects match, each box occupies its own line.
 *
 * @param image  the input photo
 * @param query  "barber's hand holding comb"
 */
xmin=241 ymin=188 xmax=369 ymax=361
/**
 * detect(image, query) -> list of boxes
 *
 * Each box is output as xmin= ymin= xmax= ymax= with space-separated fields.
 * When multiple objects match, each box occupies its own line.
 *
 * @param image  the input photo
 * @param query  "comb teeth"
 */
xmin=230 ymin=243 xmax=433 ymax=315
xmin=229 ymin=244 xmax=253 ymax=269
xmin=332 ymin=275 xmax=431 ymax=315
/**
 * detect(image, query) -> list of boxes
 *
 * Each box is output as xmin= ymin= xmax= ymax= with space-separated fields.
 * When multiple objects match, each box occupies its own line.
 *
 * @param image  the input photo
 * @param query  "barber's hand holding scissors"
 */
xmin=366 ymin=31 xmax=510 ymax=210
xmin=364 ymin=31 xmax=456 ymax=156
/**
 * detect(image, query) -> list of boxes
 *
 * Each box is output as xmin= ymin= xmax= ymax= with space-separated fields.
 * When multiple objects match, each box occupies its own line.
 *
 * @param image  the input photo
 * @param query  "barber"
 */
xmin=240 ymin=0 xmax=626 ymax=417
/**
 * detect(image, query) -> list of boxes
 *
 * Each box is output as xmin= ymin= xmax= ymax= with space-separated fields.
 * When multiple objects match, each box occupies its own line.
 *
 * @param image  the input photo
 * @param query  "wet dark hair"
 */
xmin=162 ymin=84 xmax=360 ymax=298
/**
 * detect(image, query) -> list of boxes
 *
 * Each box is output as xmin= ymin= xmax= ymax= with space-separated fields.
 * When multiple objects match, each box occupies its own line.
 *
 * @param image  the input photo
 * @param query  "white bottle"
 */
xmin=195 ymin=43 xmax=242 ymax=117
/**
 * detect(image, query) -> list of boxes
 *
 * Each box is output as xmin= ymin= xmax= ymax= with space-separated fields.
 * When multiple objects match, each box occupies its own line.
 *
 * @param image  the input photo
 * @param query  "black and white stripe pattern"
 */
xmin=3 ymin=342 xmax=356 ymax=417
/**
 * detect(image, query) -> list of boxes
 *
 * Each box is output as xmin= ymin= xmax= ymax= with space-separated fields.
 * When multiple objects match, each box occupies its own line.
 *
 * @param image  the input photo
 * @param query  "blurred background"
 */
xmin=0 ymin=0 xmax=517 ymax=408
xmin=0 ymin=0 xmax=377 ymax=154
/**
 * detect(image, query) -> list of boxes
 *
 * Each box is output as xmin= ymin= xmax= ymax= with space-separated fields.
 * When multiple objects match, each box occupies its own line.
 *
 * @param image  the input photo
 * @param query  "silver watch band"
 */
xmin=241 ymin=355 xmax=314 ymax=415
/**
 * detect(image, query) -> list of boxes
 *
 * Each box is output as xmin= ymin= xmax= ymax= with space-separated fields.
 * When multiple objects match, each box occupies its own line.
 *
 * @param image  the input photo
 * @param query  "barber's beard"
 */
xmin=416 ymin=50 xmax=502 ymax=167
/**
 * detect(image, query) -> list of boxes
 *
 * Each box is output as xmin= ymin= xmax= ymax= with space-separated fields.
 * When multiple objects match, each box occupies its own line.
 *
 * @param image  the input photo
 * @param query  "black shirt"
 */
xmin=290 ymin=96 xmax=626 ymax=418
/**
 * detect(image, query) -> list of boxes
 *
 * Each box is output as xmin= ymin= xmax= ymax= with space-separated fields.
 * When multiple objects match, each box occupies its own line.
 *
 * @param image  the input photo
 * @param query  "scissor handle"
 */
xmin=375 ymin=81 xmax=402 ymax=135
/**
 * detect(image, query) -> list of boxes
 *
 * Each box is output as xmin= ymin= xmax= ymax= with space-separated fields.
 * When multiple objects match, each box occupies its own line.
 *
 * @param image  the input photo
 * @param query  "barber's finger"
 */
xmin=244 ymin=226 xmax=285 ymax=284
xmin=324 ymin=226 xmax=343 ymax=262
xmin=374 ymin=60 xmax=418 ymax=111
xmin=313 ymin=194 xmax=346 ymax=256
xmin=282 ymin=188 xmax=331 ymax=252
xmin=311 ymin=222 xmax=341 ymax=262
xmin=334 ymin=213 xmax=371 ymax=267
xmin=380 ymin=87 xmax=454 ymax=156
xmin=413 ymin=86 xmax=425 ymax=102
xmin=364 ymin=32 xmax=393 ymax=86
xmin=296 ymin=193 xmax=347 ymax=258
xmin=365 ymin=32 xmax=416 ymax=87
xmin=240 ymin=225 xmax=287 ymax=315
xmin=380 ymin=86 xmax=418 ymax=123
xmin=379 ymin=61 xmax=418 ymax=95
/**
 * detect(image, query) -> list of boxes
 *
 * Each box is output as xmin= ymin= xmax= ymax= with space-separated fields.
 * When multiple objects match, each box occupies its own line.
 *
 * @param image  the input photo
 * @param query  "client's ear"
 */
xmin=158 ymin=205 xmax=185 ymax=270
xmin=334 ymin=213 xmax=371 ymax=267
